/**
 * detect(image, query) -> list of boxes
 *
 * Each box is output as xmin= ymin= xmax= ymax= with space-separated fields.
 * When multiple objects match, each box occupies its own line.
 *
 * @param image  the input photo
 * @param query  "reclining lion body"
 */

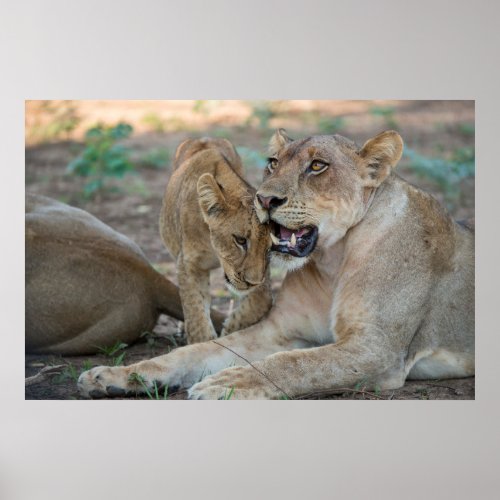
xmin=26 ymin=193 xmax=224 ymax=355
xmin=78 ymin=131 xmax=474 ymax=399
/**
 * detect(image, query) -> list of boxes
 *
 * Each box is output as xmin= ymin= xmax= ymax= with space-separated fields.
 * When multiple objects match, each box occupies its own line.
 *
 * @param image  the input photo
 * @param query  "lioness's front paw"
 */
xmin=78 ymin=366 xmax=131 ymax=398
xmin=187 ymin=366 xmax=283 ymax=400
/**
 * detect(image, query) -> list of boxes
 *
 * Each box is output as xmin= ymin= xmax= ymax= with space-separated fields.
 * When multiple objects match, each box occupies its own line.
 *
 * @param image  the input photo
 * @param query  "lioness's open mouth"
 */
xmin=269 ymin=221 xmax=318 ymax=258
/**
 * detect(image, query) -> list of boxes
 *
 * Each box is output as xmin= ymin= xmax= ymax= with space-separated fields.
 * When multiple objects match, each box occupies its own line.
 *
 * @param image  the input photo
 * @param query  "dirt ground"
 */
xmin=25 ymin=100 xmax=475 ymax=400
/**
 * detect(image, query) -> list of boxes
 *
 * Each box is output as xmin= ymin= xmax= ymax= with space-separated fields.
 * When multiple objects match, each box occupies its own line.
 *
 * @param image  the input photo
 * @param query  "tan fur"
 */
xmin=25 ymin=193 xmax=225 ymax=355
xmin=159 ymin=137 xmax=272 ymax=344
xmin=79 ymin=131 xmax=474 ymax=399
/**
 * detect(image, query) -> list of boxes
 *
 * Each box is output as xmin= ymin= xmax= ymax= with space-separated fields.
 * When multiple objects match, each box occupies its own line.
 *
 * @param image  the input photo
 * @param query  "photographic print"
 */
xmin=25 ymin=100 xmax=475 ymax=400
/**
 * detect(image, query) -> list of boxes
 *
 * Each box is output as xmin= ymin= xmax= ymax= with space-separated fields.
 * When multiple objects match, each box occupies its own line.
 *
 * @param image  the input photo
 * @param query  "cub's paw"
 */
xmin=220 ymin=321 xmax=236 ymax=337
xmin=78 ymin=366 xmax=132 ymax=399
xmin=186 ymin=325 xmax=218 ymax=343
xmin=219 ymin=327 xmax=231 ymax=337
xmin=187 ymin=366 xmax=283 ymax=400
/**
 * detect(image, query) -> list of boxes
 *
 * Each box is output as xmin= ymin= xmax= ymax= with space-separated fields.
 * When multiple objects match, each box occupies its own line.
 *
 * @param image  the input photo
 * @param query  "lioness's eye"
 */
xmin=267 ymin=158 xmax=278 ymax=173
xmin=308 ymin=160 xmax=329 ymax=174
xmin=233 ymin=235 xmax=247 ymax=249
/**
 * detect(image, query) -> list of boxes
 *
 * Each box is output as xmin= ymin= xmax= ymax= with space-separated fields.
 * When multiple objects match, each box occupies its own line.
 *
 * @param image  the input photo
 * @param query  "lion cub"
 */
xmin=160 ymin=137 xmax=272 ymax=344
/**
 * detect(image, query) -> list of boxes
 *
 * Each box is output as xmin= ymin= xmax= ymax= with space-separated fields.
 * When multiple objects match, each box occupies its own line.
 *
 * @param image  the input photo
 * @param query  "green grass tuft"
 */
xmin=66 ymin=122 xmax=135 ymax=199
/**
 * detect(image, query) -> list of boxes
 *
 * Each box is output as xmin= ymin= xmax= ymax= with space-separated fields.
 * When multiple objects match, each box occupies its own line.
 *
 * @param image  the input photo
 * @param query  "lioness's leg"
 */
xmin=222 ymin=281 xmax=273 ymax=335
xmin=177 ymin=256 xmax=216 ymax=343
xmin=189 ymin=332 xmax=405 ymax=400
xmin=78 ymin=266 xmax=332 ymax=398
xmin=77 ymin=319 xmax=311 ymax=398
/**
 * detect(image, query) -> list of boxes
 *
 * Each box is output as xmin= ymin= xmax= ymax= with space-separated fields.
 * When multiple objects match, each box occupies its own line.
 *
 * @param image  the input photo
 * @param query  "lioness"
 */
xmin=26 ymin=193 xmax=225 ymax=355
xmin=160 ymin=137 xmax=272 ymax=344
xmin=78 ymin=130 xmax=474 ymax=399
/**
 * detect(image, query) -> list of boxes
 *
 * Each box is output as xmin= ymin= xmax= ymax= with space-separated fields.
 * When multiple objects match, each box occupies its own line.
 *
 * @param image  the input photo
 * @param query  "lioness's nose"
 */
xmin=257 ymin=194 xmax=287 ymax=210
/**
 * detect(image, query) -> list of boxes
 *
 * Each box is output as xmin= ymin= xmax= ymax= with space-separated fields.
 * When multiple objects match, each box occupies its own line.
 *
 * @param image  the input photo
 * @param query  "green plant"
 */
xmin=66 ymin=122 xmax=134 ymax=198
xmin=96 ymin=340 xmax=128 ymax=357
xmin=458 ymin=123 xmax=475 ymax=136
xmin=193 ymin=100 xmax=208 ymax=114
xmin=452 ymin=146 xmax=475 ymax=165
xmin=247 ymin=100 xmax=285 ymax=130
xmin=138 ymin=147 xmax=170 ymax=169
xmin=28 ymin=100 xmax=80 ymax=142
xmin=236 ymin=146 xmax=268 ymax=170
xmin=223 ymin=387 xmax=235 ymax=400
xmin=416 ymin=387 xmax=429 ymax=400
xmin=124 ymin=178 xmax=150 ymax=198
xmin=53 ymin=363 xmax=79 ymax=384
xmin=213 ymin=127 xmax=231 ymax=139
xmin=142 ymin=112 xmax=166 ymax=132
xmin=353 ymin=379 xmax=369 ymax=392
xmin=82 ymin=360 xmax=93 ymax=371
xmin=95 ymin=340 xmax=127 ymax=366
xmin=404 ymin=146 xmax=475 ymax=203
xmin=370 ymin=105 xmax=398 ymax=129
xmin=192 ymin=100 xmax=220 ymax=115
xmin=164 ymin=116 xmax=190 ymax=132
xmin=112 ymin=352 xmax=126 ymax=366
xmin=128 ymin=373 xmax=168 ymax=399
xmin=317 ymin=116 xmax=345 ymax=135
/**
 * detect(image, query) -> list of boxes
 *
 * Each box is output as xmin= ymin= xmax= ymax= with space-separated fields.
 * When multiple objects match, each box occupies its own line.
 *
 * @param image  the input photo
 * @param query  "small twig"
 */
xmin=211 ymin=340 xmax=291 ymax=399
xmin=25 ymin=365 xmax=66 ymax=386
xmin=297 ymin=387 xmax=387 ymax=400
xmin=420 ymin=382 xmax=459 ymax=393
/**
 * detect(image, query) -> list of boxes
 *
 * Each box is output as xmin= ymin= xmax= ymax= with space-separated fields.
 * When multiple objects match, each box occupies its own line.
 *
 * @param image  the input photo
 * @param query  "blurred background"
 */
xmin=25 ymin=99 xmax=475 ymax=270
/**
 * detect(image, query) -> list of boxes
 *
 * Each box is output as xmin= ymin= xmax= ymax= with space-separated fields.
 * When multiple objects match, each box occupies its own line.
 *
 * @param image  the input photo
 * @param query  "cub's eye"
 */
xmin=267 ymin=158 xmax=278 ymax=173
xmin=308 ymin=160 xmax=329 ymax=175
xmin=233 ymin=235 xmax=247 ymax=249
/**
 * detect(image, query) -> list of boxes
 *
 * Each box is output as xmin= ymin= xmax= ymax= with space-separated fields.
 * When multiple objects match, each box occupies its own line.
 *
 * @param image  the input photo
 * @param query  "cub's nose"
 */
xmin=257 ymin=194 xmax=287 ymax=210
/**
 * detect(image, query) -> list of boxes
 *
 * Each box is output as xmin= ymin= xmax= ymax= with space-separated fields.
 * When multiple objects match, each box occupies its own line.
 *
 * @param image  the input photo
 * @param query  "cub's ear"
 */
xmin=358 ymin=131 xmax=403 ymax=187
xmin=197 ymin=173 xmax=226 ymax=221
xmin=173 ymin=137 xmax=213 ymax=168
xmin=268 ymin=128 xmax=293 ymax=156
xmin=173 ymin=139 xmax=194 ymax=168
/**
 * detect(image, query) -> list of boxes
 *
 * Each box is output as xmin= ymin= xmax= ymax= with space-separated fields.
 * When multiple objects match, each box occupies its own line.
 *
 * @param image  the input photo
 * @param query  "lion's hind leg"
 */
xmin=35 ymin=300 xmax=155 ymax=356
xmin=406 ymin=349 xmax=475 ymax=380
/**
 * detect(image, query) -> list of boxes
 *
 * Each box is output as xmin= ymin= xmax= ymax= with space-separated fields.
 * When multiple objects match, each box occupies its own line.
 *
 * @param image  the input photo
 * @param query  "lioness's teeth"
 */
xmin=290 ymin=233 xmax=296 ymax=247
xmin=270 ymin=233 xmax=280 ymax=245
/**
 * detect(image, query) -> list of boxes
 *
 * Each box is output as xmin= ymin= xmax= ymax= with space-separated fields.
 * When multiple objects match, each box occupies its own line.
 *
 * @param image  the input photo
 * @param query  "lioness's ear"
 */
xmin=268 ymin=128 xmax=293 ymax=156
xmin=197 ymin=173 xmax=226 ymax=220
xmin=358 ymin=131 xmax=403 ymax=187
